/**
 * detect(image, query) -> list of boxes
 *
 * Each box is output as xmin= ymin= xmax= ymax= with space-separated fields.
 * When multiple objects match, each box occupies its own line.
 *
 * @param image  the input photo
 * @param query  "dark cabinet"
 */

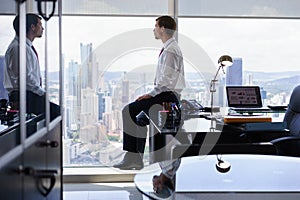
xmin=0 ymin=155 xmax=22 ymax=200
xmin=0 ymin=121 xmax=62 ymax=200
xmin=44 ymin=123 xmax=62 ymax=200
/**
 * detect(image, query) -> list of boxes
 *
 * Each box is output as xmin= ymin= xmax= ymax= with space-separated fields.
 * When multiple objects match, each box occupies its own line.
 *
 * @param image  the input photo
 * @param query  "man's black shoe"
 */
xmin=113 ymin=152 xmax=144 ymax=170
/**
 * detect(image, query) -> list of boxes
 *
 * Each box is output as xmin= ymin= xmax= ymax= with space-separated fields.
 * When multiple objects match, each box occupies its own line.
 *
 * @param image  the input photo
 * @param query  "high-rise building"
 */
xmin=67 ymin=60 xmax=79 ymax=96
xmin=65 ymin=96 xmax=78 ymax=132
xmin=65 ymin=60 xmax=80 ymax=138
xmin=246 ymin=73 xmax=253 ymax=85
xmin=80 ymin=43 xmax=98 ymax=90
xmin=226 ymin=57 xmax=243 ymax=86
xmin=80 ymin=43 xmax=92 ymax=89
xmin=97 ymin=91 xmax=105 ymax=120
xmin=80 ymin=88 xmax=99 ymax=127
xmin=122 ymin=79 xmax=129 ymax=105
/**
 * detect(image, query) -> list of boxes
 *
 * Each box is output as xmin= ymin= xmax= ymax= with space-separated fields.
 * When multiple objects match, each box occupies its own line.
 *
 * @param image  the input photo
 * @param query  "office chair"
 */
xmin=171 ymin=143 xmax=277 ymax=159
xmin=284 ymin=85 xmax=300 ymax=136
xmin=270 ymin=136 xmax=300 ymax=157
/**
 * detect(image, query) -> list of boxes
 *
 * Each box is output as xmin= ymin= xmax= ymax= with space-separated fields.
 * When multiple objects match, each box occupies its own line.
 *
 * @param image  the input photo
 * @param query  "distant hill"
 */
xmin=244 ymin=70 xmax=300 ymax=82
xmin=260 ymin=75 xmax=300 ymax=94
xmin=48 ymin=71 xmax=59 ymax=81
xmin=47 ymin=70 xmax=300 ymax=94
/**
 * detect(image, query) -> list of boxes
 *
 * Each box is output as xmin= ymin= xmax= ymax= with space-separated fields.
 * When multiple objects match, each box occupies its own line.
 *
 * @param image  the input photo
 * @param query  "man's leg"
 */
xmin=26 ymin=91 xmax=60 ymax=121
xmin=114 ymin=100 xmax=151 ymax=170
xmin=149 ymin=92 xmax=180 ymax=162
xmin=114 ymin=91 xmax=180 ymax=169
xmin=26 ymin=91 xmax=45 ymax=116
xmin=122 ymin=101 xmax=149 ymax=153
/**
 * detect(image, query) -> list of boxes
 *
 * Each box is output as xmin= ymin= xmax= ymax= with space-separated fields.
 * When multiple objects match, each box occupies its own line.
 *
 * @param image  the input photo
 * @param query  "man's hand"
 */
xmin=136 ymin=94 xmax=152 ymax=101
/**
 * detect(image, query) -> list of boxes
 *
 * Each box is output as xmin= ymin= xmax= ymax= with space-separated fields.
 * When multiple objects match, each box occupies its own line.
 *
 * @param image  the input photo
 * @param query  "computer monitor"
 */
xmin=226 ymin=86 xmax=262 ymax=108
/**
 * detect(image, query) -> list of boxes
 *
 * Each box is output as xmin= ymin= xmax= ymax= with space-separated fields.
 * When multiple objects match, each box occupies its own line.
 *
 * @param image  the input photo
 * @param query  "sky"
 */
xmin=1 ymin=0 xmax=300 ymax=73
xmin=61 ymin=16 xmax=300 ymax=73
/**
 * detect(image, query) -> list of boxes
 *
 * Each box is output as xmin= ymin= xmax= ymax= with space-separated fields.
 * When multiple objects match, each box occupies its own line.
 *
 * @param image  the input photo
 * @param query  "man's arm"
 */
xmin=4 ymin=45 xmax=20 ymax=90
xmin=136 ymin=94 xmax=152 ymax=101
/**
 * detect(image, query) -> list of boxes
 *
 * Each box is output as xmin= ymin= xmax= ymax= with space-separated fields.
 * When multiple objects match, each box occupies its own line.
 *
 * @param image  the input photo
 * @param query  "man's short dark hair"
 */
xmin=156 ymin=16 xmax=177 ymax=36
xmin=13 ymin=13 xmax=41 ymax=36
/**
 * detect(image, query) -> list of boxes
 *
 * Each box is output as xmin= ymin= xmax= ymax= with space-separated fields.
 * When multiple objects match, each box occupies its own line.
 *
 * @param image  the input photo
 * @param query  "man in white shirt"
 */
xmin=114 ymin=16 xmax=186 ymax=170
xmin=4 ymin=14 xmax=59 ymax=120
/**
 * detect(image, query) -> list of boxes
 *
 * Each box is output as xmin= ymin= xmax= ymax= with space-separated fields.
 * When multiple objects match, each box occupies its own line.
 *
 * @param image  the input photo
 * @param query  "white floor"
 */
xmin=63 ymin=183 xmax=150 ymax=200
xmin=64 ymin=191 xmax=131 ymax=200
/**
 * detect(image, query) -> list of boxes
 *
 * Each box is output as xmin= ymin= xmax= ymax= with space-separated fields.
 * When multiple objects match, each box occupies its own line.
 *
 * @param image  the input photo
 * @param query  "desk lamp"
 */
xmin=210 ymin=55 xmax=233 ymax=117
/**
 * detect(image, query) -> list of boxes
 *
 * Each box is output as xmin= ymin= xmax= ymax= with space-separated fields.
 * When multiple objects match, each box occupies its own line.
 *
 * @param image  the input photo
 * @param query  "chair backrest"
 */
xmin=284 ymin=85 xmax=300 ymax=136
xmin=271 ymin=136 xmax=300 ymax=157
xmin=171 ymin=143 xmax=277 ymax=159
xmin=288 ymin=85 xmax=300 ymax=113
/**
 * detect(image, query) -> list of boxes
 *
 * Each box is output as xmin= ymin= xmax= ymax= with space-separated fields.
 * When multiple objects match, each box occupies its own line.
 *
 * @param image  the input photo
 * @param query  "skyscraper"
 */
xmin=122 ymin=79 xmax=129 ymax=105
xmin=67 ymin=60 xmax=79 ymax=96
xmin=226 ymin=57 xmax=243 ymax=86
xmin=80 ymin=43 xmax=98 ymax=90
xmin=97 ymin=91 xmax=105 ymax=120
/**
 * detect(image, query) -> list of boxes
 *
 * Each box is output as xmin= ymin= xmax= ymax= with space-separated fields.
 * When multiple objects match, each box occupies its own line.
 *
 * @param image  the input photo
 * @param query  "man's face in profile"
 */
xmin=33 ymin=19 xmax=44 ymax=38
xmin=153 ymin=20 xmax=163 ymax=40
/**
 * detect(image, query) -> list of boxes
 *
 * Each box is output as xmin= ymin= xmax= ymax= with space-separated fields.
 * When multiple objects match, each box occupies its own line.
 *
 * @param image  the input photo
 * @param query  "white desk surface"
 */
xmin=135 ymin=155 xmax=300 ymax=199
xmin=176 ymin=154 xmax=300 ymax=192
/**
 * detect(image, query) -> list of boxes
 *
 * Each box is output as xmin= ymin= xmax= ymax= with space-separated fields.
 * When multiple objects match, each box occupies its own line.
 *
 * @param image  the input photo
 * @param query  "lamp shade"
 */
xmin=218 ymin=55 xmax=233 ymax=67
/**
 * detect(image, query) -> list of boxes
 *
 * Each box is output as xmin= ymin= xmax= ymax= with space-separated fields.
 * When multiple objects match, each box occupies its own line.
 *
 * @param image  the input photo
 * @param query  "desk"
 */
xmin=135 ymin=155 xmax=300 ymax=200
xmin=0 ymin=113 xmax=45 ymax=157
xmin=149 ymin=116 xmax=290 ymax=163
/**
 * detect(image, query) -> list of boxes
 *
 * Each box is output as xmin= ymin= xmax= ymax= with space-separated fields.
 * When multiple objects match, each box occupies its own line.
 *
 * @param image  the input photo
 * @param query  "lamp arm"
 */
xmin=209 ymin=55 xmax=232 ymax=119
xmin=210 ymin=65 xmax=222 ymax=93
xmin=210 ymin=65 xmax=222 ymax=117
xmin=213 ymin=66 xmax=222 ymax=81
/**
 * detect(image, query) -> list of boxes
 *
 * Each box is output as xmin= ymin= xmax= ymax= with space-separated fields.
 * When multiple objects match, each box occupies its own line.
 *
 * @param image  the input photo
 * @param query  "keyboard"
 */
xmin=229 ymin=107 xmax=271 ymax=113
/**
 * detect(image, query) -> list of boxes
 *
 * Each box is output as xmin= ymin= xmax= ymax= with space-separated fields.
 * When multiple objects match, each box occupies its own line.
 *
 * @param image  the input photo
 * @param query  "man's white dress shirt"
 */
xmin=148 ymin=37 xmax=186 ymax=97
xmin=4 ymin=36 xmax=44 ymax=96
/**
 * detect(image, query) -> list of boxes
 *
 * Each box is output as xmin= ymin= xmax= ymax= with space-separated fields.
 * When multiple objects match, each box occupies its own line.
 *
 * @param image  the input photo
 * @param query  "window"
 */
xmin=2 ymin=0 xmax=299 ymax=173
xmin=62 ymin=0 xmax=168 ymax=15
xmin=178 ymin=17 xmax=300 ymax=105
xmin=62 ymin=16 xmax=158 ymax=166
xmin=179 ymin=0 xmax=300 ymax=17
xmin=61 ymin=1 xmax=300 ymax=168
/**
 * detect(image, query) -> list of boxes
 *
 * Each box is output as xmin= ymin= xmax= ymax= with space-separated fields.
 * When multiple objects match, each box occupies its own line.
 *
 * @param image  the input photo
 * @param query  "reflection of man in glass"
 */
xmin=4 ymin=14 xmax=59 ymax=120
xmin=113 ymin=16 xmax=186 ymax=170
xmin=152 ymin=159 xmax=181 ymax=198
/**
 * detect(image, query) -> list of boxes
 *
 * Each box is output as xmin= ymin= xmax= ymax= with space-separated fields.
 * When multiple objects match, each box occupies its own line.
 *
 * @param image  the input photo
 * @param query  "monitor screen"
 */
xmin=226 ymin=86 xmax=262 ymax=108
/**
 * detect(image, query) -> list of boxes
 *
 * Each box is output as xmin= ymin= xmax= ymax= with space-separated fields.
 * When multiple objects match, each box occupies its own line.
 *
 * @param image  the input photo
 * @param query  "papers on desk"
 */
xmin=223 ymin=115 xmax=272 ymax=124
xmin=219 ymin=115 xmax=288 ymax=132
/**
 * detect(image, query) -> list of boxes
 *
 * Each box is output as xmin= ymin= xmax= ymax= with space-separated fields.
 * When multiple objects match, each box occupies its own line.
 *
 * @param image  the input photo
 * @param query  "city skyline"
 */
xmin=61 ymin=40 xmax=298 ymax=165
xmin=1 ymin=12 xmax=300 ymax=166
